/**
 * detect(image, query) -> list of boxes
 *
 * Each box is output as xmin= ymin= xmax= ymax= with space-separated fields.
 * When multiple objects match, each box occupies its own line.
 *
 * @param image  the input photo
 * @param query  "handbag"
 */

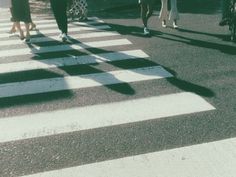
xmin=0 ymin=0 xmax=11 ymax=8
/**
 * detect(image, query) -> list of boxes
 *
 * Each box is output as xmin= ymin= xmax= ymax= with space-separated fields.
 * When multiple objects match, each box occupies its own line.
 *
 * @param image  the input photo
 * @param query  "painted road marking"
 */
xmin=0 ymin=25 xmax=110 ymax=39
xmin=0 ymin=31 xmax=120 ymax=46
xmin=23 ymin=137 xmax=236 ymax=177
xmin=0 ymin=20 xmax=105 ymax=32
xmin=0 ymin=66 xmax=172 ymax=98
xmin=0 ymin=50 xmax=149 ymax=74
xmin=0 ymin=39 xmax=132 ymax=58
xmin=0 ymin=92 xmax=214 ymax=143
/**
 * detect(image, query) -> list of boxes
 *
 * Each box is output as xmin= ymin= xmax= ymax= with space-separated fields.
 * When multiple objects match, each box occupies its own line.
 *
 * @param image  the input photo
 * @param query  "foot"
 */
xmin=9 ymin=28 xmax=16 ymax=34
xmin=173 ymin=20 xmax=178 ymax=29
xmin=61 ymin=33 xmax=70 ymax=42
xmin=29 ymin=23 xmax=36 ymax=31
xmin=162 ymin=20 xmax=167 ymax=28
xmin=25 ymin=35 xmax=31 ymax=43
xmin=144 ymin=27 xmax=150 ymax=35
xmin=219 ymin=18 xmax=229 ymax=26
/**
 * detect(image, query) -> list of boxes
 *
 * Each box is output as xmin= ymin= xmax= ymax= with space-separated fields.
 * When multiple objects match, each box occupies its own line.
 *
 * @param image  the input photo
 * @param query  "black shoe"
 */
xmin=219 ymin=18 xmax=229 ymax=26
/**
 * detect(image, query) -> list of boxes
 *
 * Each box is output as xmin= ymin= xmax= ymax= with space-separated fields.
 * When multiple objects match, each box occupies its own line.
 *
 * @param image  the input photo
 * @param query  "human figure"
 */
xmin=9 ymin=20 xmax=36 ymax=34
xmin=11 ymin=0 xmax=33 ymax=42
xmin=50 ymin=0 xmax=69 ymax=42
xmin=139 ymin=0 xmax=155 ymax=35
xmin=219 ymin=0 xmax=231 ymax=26
xmin=159 ymin=0 xmax=179 ymax=28
xmin=67 ymin=0 xmax=88 ymax=21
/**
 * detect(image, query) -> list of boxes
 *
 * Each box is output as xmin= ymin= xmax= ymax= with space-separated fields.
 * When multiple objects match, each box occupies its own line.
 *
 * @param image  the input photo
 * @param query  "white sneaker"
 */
xmin=144 ymin=27 xmax=150 ymax=35
xmin=59 ymin=33 xmax=63 ymax=38
xmin=61 ymin=33 xmax=70 ymax=42
xmin=173 ymin=20 xmax=178 ymax=29
xmin=162 ymin=20 xmax=167 ymax=28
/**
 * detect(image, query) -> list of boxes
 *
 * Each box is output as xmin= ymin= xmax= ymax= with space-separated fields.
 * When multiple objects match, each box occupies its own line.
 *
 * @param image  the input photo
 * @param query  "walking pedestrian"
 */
xmin=139 ymin=0 xmax=155 ymax=35
xmin=159 ymin=0 xmax=179 ymax=29
xmin=9 ymin=21 xmax=36 ymax=34
xmin=9 ymin=6 xmax=36 ymax=34
xmin=11 ymin=0 xmax=33 ymax=42
xmin=219 ymin=0 xmax=231 ymax=26
xmin=67 ymin=0 xmax=88 ymax=21
xmin=50 ymin=0 xmax=70 ymax=42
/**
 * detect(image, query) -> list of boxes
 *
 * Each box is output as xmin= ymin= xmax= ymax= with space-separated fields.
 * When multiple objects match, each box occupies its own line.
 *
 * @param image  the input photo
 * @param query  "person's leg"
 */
xmin=222 ymin=0 xmax=231 ymax=19
xmin=79 ymin=0 xmax=88 ymax=20
xmin=169 ymin=0 xmax=179 ymax=28
xmin=10 ymin=22 xmax=17 ymax=33
xmin=140 ymin=2 xmax=148 ymax=28
xmin=146 ymin=2 xmax=153 ymax=20
xmin=9 ymin=8 xmax=17 ymax=33
xmin=50 ymin=0 xmax=68 ymax=34
xmin=15 ymin=22 xmax=25 ymax=40
xmin=220 ymin=0 xmax=231 ymax=26
xmin=159 ymin=0 xmax=168 ymax=27
xmin=25 ymin=23 xmax=30 ymax=39
xmin=140 ymin=2 xmax=150 ymax=35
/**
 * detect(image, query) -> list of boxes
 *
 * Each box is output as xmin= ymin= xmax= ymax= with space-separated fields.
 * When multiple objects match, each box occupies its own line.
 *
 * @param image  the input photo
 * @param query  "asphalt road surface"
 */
xmin=0 ymin=2 xmax=235 ymax=176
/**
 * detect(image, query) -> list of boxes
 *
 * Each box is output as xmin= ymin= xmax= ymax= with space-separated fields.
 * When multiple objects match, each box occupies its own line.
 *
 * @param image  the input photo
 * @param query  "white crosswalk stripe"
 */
xmin=0 ymin=19 xmax=105 ymax=32
xmin=0 ymin=50 xmax=148 ymax=73
xmin=0 ymin=66 xmax=173 ymax=98
xmin=0 ymin=16 xmax=101 ymax=27
xmin=0 ymin=15 xmax=218 ymax=177
xmin=0 ymin=31 xmax=120 ymax=46
xmin=0 ymin=24 xmax=111 ymax=39
xmin=0 ymin=92 xmax=214 ymax=143
xmin=23 ymin=137 xmax=236 ymax=177
xmin=0 ymin=39 xmax=132 ymax=58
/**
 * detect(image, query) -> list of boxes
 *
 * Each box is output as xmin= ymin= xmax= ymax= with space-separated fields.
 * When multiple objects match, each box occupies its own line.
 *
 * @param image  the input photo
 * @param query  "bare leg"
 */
xmin=15 ymin=22 xmax=25 ymax=40
xmin=25 ymin=23 xmax=31 ymax=42
xmin=160 ymin=0 xmax=168 ymax=27
xmin=10 ymin=22 xmax=17 ymax=33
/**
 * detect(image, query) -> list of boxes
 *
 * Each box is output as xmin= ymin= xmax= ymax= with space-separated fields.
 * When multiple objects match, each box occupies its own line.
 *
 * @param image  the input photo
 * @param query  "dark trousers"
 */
xmin=50 ymin=0 xmax=68 ymax=34
xmin=222 ymin=0 xmax=231 ymax=19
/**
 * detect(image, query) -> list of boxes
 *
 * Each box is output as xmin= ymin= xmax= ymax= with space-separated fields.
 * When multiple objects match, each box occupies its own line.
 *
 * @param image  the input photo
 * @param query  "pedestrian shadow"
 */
xmin=27 ymin=22 xmax=216 ymax=99
xmin=85 ymin=45 xmax=215 ymax=98
xmin=163 ymin=67 xmax=215 ymax=97
xmin=26 ymin=29 xmax=136 ymax=95
xmin=151 ymin=30 xmax=236 ymax=55
xmin=177 ymin=28 xmax=227 ymax=40
xmin=177 ymin=27 xmax=236 ymax=42
xmin=106 ymin=22 xmax=236 ymax=55
xmin=105 ymin=22 xmax=163 ymax=38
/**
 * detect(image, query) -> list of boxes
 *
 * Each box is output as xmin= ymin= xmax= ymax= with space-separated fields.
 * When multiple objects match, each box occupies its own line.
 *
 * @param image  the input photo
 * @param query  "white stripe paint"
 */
xmin=0 ymin=66 xmax=172 ymax=98
xmin=0 ymin=20 xmax=105 ymax=32
xmin=0 ymin=39 xmax=132 ymax=58
xmin=0 ymin=92 xmax=214 ymax=143
xmin=0 ymin=25 xmax=110 ymax=38
xmin=0 ymin=50 xmax=149 ymax=74
xmin=0 ymin=31 xmax=120 ymax=46
xmin=24 ymin=137 xmax=236 ymax=177
xmin=0 ymin=16 xmax=101 ymax=27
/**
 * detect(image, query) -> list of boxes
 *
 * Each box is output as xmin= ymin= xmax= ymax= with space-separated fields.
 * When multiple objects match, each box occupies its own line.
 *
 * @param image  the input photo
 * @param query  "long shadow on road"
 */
xmin=107 ymin=22 xmax=236 ymax=55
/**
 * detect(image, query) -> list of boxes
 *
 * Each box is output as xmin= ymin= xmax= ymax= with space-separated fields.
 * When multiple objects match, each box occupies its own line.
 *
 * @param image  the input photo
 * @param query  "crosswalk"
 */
xmin=0 ymin=14 xmax=231 ymax=177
